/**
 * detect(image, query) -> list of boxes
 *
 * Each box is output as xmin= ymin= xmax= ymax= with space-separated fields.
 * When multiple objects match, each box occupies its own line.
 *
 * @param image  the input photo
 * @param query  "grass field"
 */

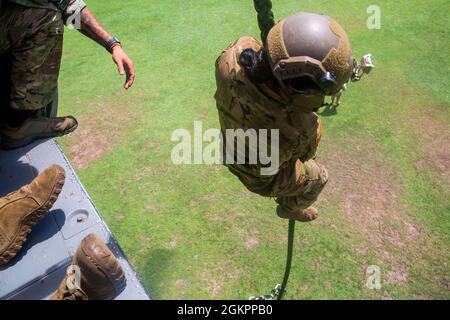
xmin=57 ymin=0 xmax=449 ymax=299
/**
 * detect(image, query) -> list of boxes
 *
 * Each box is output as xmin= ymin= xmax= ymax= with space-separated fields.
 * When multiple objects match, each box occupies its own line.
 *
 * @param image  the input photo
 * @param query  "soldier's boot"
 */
xmin=1 ymin=115 xmax=78 ymax=150
xmin=276 ymin=205 xmax=319 ymax=222
xmin=50 ymin=234 xmax=126 ymax=300
xmin=0 ymin=165 xmax=65 ymax=265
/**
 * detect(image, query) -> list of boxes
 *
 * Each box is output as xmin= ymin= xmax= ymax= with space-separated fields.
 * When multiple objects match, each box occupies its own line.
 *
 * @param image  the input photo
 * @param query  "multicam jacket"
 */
xmin=215 ymin=36 xmax=323 ymax=180
xmin=4 ymin=0 xmax=86 ymax=14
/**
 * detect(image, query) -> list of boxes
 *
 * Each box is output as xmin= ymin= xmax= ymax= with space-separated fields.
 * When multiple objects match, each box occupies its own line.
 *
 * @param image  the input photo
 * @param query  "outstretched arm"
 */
xmin=76 ymin=7 xmax=135 ymax=89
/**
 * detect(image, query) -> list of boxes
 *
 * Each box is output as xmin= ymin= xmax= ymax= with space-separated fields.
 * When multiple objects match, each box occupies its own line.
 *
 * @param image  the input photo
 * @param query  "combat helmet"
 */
xmin=266 ymin=12 xmax=354 ymax=97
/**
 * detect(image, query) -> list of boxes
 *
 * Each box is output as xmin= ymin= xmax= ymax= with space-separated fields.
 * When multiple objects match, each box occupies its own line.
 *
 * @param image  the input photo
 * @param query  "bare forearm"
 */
xmin=79 ymin=7 xmax=111 ymax=47
xmin=76 ymin=7 xmax=135 ymax=89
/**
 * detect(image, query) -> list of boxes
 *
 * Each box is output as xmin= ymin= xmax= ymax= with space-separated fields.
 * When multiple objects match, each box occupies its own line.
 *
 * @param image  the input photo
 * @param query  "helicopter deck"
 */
xmin=0 ymin=138 xmax=150 ymax=300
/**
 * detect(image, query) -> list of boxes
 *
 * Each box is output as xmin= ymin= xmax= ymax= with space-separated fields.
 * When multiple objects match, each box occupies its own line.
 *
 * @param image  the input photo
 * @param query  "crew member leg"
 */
xmin=0 ymin=3 xmax=78 ymax=149
xmin=273 ymin=159 xmax=328 ymax=221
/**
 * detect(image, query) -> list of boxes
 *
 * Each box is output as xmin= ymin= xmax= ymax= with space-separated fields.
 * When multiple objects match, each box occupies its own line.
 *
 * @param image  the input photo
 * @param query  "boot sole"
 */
xmin=276 ymin=205 xmax=319 ymax=222
xmin=1 ymin=122 xmax=78 ymax=150
xmin=77 ymin=235 xmax=127 ymax=299
xmin=0 ymin=166 xmax=66 ymax=266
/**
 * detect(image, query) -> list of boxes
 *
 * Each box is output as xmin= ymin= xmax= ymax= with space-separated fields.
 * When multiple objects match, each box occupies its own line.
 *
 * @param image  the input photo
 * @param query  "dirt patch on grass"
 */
xmin=245 ymin=236 xmax=259 ymax=250
xmin=199 ymin=259 xmax=243 ymax=298
xmin=385 ymin=266 xmax=409 ymax=285
xmin=67 ymin=102 xmax=131 ymax=170
xmin=321 ymin=135 xmax=412 ymax=246
xmin=135 ymin=167 xmax=157 ymax=180
xmin=174 ymin=279 xmax=188 ymax=288
xmin=168 ymin=235 xmax=179 ymax=249
xmin=190 ymin=194 xmax=221 ymax=208
xmin=135 ymin=164 xmax=172 ymax=181
xmin=319 ymin=133 xmax=421 ymax=283
xmin=408 ymin=108 xmax=450 ymax=188
xmin=172 ymin=278 xmax=191 ymax=297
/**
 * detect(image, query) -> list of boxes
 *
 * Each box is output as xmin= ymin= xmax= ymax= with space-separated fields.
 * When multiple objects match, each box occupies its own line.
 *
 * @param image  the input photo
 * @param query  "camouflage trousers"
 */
xmin=0 ymin=2 xmax=64 ymax=111
xmin=228 ymin=158 xmax=329 ymax=213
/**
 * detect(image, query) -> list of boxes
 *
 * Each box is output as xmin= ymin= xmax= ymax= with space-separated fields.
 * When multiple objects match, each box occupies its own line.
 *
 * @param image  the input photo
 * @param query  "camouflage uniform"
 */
xmin=215 ymin=37 xmax=329 ymax=213
xmin=0 ymin=0 xmax=86 ymax=111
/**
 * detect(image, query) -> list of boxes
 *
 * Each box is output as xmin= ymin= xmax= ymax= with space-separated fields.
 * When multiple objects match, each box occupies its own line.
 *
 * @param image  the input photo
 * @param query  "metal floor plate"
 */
xmin=0 ymin=139 xmax=150 ymax=300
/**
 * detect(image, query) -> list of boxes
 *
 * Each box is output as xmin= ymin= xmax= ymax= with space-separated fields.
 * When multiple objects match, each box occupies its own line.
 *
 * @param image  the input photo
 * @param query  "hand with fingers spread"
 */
xmin=112 ymin=45 xmax=135 ymax=90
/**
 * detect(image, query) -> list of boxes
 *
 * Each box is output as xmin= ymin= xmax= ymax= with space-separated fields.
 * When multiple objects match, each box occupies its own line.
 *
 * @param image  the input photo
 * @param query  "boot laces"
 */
xmin=62 ymin=288 xmax=88 ymax=300
xmin=62 ymin=265 xmax=88 ymax=300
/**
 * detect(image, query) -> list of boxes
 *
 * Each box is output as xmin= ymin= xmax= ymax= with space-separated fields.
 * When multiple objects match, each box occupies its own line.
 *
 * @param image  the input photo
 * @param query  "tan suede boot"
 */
xmin=276 ymin=205 xmax=319 ymax=222
xmin=50 ymin=234 xmax=126 ymax=300
xmin=1 ymin=116 xmax=78 ymax=149
xmin=0 ymin=165 xmax=66 ymax=265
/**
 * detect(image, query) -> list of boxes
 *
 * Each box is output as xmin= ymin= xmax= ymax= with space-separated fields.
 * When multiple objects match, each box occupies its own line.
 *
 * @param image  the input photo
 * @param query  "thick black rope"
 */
xmin=250 ymin=1 xmax=297 ymax=301
xmin=249 ymin=218 xmax=296 ymax=300
xmin=253 ymin=0 xmax=276 ymax=45
xmin=277 ymin=219 xmax=296 ymax=300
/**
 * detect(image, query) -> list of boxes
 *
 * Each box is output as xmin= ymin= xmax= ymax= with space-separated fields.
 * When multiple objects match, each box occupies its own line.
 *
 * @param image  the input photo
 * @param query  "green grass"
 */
xmin=58 ymin=0 xmax=449 ymax=299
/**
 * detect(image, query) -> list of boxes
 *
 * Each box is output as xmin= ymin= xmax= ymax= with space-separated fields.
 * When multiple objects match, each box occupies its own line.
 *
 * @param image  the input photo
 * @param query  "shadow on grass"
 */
xmin=142 ymin=248 xmax=175 ymax=299
xmin=318 ymin=104 xmax=338 ymax=117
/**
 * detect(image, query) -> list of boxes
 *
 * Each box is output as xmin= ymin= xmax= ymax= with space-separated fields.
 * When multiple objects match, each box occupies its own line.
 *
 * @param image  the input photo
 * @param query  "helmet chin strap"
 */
xmin=288 ymin=92 xmax=325 ymax=113
xmin=277 ymin=78 xmax=325 ymax=112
